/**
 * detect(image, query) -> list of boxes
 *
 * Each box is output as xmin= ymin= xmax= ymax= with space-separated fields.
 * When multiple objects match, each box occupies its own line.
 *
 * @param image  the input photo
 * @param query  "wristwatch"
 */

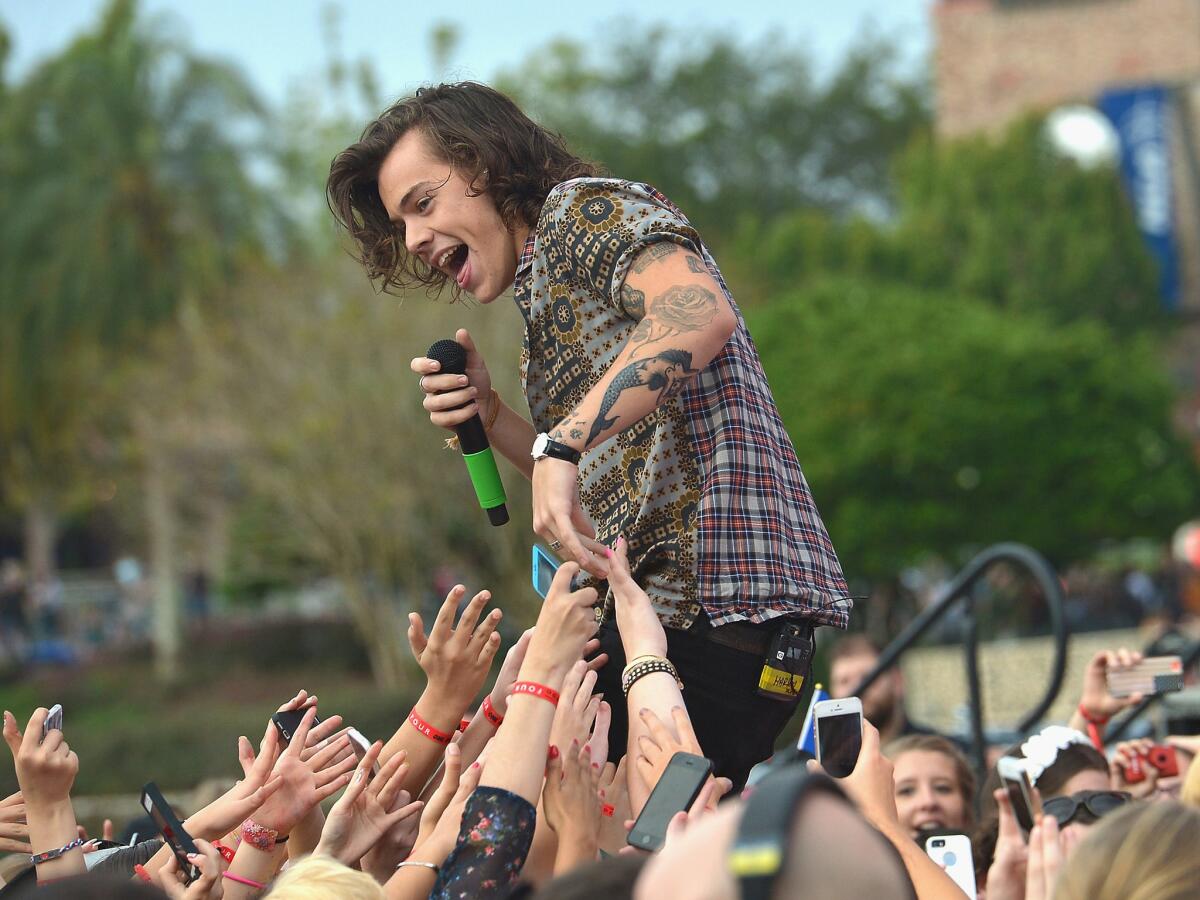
xmin=531 ymin=432 xmax=582 ymax=465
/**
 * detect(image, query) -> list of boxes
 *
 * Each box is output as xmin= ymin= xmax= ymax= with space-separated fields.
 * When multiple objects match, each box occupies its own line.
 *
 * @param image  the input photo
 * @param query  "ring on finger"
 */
xmin=549 ymin=539 xmax=562 ymax=551
xmin=419 ymin=376 xmax=427 ymax=393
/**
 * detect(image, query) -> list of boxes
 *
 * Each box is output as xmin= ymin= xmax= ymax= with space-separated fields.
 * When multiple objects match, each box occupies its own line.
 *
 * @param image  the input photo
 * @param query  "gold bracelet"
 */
xmin=444 ymin=389 xmax=500 ymax=450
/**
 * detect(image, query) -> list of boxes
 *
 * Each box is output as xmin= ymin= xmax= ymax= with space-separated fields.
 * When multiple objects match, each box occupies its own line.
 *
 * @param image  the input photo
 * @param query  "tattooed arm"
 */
xmin=552 ymin=243 xmax=737 ymax=451
xmin=531 ymin=242 xmax=736 ymax=575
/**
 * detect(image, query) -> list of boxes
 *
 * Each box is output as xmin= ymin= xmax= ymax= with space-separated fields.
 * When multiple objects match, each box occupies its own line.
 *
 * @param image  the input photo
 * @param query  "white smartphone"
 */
xmin=814 ymin=696 xmax=862 ymax=779
xmin=42 ymin=704 xmax=63 ymax=740
xmin=996 ymin=755 xmax=1042 ymax=832
xmin=346 ymin=727 xmax=381 ymax=777
xmin=925 ymin=833 xmax=976 ymax=896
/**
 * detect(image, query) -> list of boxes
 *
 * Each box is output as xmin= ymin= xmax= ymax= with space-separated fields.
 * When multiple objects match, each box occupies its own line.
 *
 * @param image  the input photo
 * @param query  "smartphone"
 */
xmin=925 ymin=833 xmax=976 ymax=897
xmin=627 ymin=752 xmax=713 ymax=852
xmin=531 ymin=544 xmax=586 ymax=599
xmin=532 ymin=543 xmax=560 ymax=599
xmin=42 ymin=704 xmax=63 ymax=740
xmin=271 ymin=708 xmax=321 ymax=745
xmin=140 ymin=782 xmax=199 ymax=883
xmin=997 ymin=756 xmax=1042 ymax=831
xmin=1107 ymin=656 xmax=1184 ymax=698
xmin=346 ymin=727 xmax=381 ymax=777
xmin=814 ymin=697 xmax=863 ymax=779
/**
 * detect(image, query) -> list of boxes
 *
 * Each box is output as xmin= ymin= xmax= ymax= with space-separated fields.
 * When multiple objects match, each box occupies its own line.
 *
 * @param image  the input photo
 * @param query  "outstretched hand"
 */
xmin=2 ymin=709 xmax=78 ymax=809
xmin=607 ymin=535 xmax=667 ymax=659
xmin=316 ymin=740 xmax=423 ymax=867
xmin=408 ymin=584 xmax=503 ymax=709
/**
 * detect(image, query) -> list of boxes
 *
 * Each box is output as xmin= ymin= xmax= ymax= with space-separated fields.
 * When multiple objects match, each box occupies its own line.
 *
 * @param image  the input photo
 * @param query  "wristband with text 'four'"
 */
xmin=511 ymin=681 xmax=560 ymax=706
xmin=409 ymin=709 xmax=453 ymax=745
xmin=482 ymin=695 xmax=505 ymax=727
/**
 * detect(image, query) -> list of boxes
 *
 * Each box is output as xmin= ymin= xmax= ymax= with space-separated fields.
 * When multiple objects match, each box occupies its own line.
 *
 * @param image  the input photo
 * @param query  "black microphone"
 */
xmin=426 ymin=339 xmax=509 ymax=526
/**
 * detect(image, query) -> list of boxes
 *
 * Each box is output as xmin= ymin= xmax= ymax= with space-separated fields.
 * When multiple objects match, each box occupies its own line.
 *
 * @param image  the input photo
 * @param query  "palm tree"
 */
xmin=0 ymin=0 xmax=271 ymax=678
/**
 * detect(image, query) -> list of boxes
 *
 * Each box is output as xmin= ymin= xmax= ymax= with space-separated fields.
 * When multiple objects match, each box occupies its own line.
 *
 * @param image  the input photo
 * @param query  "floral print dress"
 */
xmin=432 ymin=786 xmax=536 ymax=899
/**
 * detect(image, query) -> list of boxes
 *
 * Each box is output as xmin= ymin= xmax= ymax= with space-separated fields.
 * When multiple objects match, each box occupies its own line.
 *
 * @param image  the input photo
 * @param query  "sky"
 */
xmin=1 ymin=0 xmax=933 ymax=105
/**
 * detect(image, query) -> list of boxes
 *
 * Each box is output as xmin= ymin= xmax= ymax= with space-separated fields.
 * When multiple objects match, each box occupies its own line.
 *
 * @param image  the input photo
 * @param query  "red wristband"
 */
xmin=1078 ymin=703 xmax=1108 ymax=752
xmin=409 ymin=708 xmax=453 ymax=745
xmin=482 ymin=695 xmax=505 ymax=727
xmin=511 ymin=681 xmax=560 ymax=706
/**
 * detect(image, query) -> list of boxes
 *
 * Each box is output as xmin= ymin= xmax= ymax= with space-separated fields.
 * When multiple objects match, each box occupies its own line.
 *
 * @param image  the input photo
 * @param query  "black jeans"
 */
xmin=592 ymin=615 xmax=807 ymax=792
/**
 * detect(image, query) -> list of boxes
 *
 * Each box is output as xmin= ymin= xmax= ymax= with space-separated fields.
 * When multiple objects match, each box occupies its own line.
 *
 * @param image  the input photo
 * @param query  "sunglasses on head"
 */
xmin=1042 ymin=790 xmax=1131 ymax=826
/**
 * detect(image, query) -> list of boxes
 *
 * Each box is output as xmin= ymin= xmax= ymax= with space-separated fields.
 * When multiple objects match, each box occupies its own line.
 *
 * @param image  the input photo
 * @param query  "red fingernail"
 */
xmin=134 ymin=865 xmax=151 ymax=883
xmin=549 ymin=745 xmax=559 ymax=760
xmin=592 ymin=762 xmax=601 ymax=770
xmin=602 ymin=803 xmax=615 ymax=817
xmin=471 ymin=762 xmax=480 ymax=770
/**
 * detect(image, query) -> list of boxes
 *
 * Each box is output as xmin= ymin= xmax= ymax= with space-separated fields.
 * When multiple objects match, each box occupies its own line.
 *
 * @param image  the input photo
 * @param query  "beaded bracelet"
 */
xmin=30 ymin=837 xmax=85 ymax=866
xmin=511 ymin=681 xmax=560 ymax=706
xmin=622 ymin=658 xmax=683 ymax=696
xmin=409 ymin=708 xmax=453 ymax=745
xmin=240 ymin=818 xmax=286 ymax=852
xmin=482 ymin=695 xmax=505 ymax=727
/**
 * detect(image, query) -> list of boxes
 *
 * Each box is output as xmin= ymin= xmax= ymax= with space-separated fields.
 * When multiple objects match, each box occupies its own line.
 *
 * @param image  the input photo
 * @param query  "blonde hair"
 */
xmin=1182 ymin=746 xmax=1200 ymax=809
xmin=1054 ymin=801 xmax=1200 ymax=900
xmin=266 ymin=856 xmax=385 ymax=900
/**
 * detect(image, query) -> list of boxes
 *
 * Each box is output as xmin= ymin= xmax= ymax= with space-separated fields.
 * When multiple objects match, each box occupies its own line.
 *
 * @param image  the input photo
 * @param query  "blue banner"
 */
xmin=1097 ymin=86 xmax=1179 ymax=309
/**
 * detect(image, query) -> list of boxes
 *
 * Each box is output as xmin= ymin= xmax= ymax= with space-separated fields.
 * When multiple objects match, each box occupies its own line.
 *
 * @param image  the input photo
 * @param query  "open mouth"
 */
xmin=436 ymin=243 xmax=469 ymax=277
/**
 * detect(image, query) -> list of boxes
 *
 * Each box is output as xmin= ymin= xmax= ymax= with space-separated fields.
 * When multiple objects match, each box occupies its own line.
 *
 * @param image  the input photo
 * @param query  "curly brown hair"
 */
xmin=326 ymin=81 xmax=601 ymax=297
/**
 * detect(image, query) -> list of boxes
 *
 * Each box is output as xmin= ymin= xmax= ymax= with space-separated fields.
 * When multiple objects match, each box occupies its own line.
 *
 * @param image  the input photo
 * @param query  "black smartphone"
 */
xmin=814 ymin=697 xmax=863 ymax=779
xmin=997 ymin=756 xmax=1042 ymax=831
xmin=140 ymin=781 xmax=199 ymax=883
xmin=627 ymin=752 xmax=713 ymax=852
xmin=272 ymin=708 xmax=321 ymax=745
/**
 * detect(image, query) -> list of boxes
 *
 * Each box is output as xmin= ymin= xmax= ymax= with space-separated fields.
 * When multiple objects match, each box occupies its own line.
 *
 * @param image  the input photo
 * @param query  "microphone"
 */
xmin=426 ymin=339 xmax=509 ymax=526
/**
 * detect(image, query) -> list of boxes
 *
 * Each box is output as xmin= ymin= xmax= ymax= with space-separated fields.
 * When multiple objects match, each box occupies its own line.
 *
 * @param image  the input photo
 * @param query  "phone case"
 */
xmin=531 ymin=544 xmax=560 ymax=599
xmin=1107 ymin=656 xmax=1184 ymax=697
xmin=926 ymin=834 xmax=976 ymax=897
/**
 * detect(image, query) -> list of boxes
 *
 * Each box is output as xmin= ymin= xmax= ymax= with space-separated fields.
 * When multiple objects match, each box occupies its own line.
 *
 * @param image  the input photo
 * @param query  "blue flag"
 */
xmin=797 ymin=684 xmax=828 ymax=754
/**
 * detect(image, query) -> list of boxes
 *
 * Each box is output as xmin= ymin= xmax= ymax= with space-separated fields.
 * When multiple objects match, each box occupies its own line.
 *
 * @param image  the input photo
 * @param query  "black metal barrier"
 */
xmin=849 ymin=543 xmax=1070 ymax=775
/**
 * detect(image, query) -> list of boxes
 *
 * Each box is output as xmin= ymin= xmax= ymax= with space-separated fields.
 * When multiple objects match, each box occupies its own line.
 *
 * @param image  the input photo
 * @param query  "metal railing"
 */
xmin=849 ymin=543 xmax=1070 ymax=775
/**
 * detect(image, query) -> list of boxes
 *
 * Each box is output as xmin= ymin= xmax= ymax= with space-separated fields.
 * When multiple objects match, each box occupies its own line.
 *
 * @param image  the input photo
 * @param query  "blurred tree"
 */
xmin=0 ymin=0 xmax=270 ymax=679
xmin=219 ymin=259 xmax=537 ymax=689
xmin=750 ymin=277 xmax=1200 ymax=584
xmin=736 ymin=116 xmax=1161 ymax=332
xmin=495 ymin=28 xmax=930 ymax=245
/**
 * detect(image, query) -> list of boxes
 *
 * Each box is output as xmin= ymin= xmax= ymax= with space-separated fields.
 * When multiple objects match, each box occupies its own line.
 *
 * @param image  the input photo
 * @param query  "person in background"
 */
xmin=829 ymin=635 xmax=944 ymax=744
xmin=884 ymin=734 xmax=976 ymax=841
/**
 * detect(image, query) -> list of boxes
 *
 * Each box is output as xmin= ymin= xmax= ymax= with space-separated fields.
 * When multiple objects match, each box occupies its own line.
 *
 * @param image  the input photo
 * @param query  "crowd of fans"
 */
xmin=0 ymin=537 xmax=1196 ymax=898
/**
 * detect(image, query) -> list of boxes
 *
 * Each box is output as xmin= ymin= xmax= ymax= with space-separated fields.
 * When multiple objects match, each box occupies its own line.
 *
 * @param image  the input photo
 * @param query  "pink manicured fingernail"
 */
xmin=471 ymin=762 xmax=480 ymax=770
xmin=605 ymin=548 xmax=613 ymax=558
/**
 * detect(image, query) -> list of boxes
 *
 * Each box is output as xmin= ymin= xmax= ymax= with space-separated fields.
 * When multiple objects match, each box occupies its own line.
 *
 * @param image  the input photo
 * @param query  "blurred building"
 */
xmin=933 ymin=0 xmax=1200 ymax=312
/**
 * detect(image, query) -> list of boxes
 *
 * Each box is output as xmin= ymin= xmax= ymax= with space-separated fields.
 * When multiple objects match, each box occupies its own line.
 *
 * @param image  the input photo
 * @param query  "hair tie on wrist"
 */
xmin=223 ymin=872 xmax=266 ymax=890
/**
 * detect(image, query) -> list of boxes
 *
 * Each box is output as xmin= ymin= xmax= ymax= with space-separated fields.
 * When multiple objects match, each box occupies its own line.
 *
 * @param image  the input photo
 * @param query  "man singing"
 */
xmin=327 ymin=82 xmax=849 ymax=787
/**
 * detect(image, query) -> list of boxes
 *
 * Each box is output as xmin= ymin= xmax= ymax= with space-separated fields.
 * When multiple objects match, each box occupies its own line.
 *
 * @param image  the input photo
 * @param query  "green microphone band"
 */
xmin=463 ymin=447 xmax=507 ymax=509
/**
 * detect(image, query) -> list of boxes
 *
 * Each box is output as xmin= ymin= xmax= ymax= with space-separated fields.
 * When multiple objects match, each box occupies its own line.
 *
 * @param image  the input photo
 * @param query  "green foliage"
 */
xmin=496 ymin=28 xmax=930 ymax=245
xmin=737 ymin=116 xmax=1161 ymax=333
xmin=750 ymin=277 xmax=1200 ymax=578
xmin=0 ymin=0 xmax=271 ymax=509
xmin=892 ymin=118 xmax=1161 ymax=333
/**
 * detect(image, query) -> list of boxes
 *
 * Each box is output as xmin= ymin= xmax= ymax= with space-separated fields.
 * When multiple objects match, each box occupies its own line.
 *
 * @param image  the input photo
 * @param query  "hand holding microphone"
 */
xmin=416 ymin=332 xmax=508 ymax=526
